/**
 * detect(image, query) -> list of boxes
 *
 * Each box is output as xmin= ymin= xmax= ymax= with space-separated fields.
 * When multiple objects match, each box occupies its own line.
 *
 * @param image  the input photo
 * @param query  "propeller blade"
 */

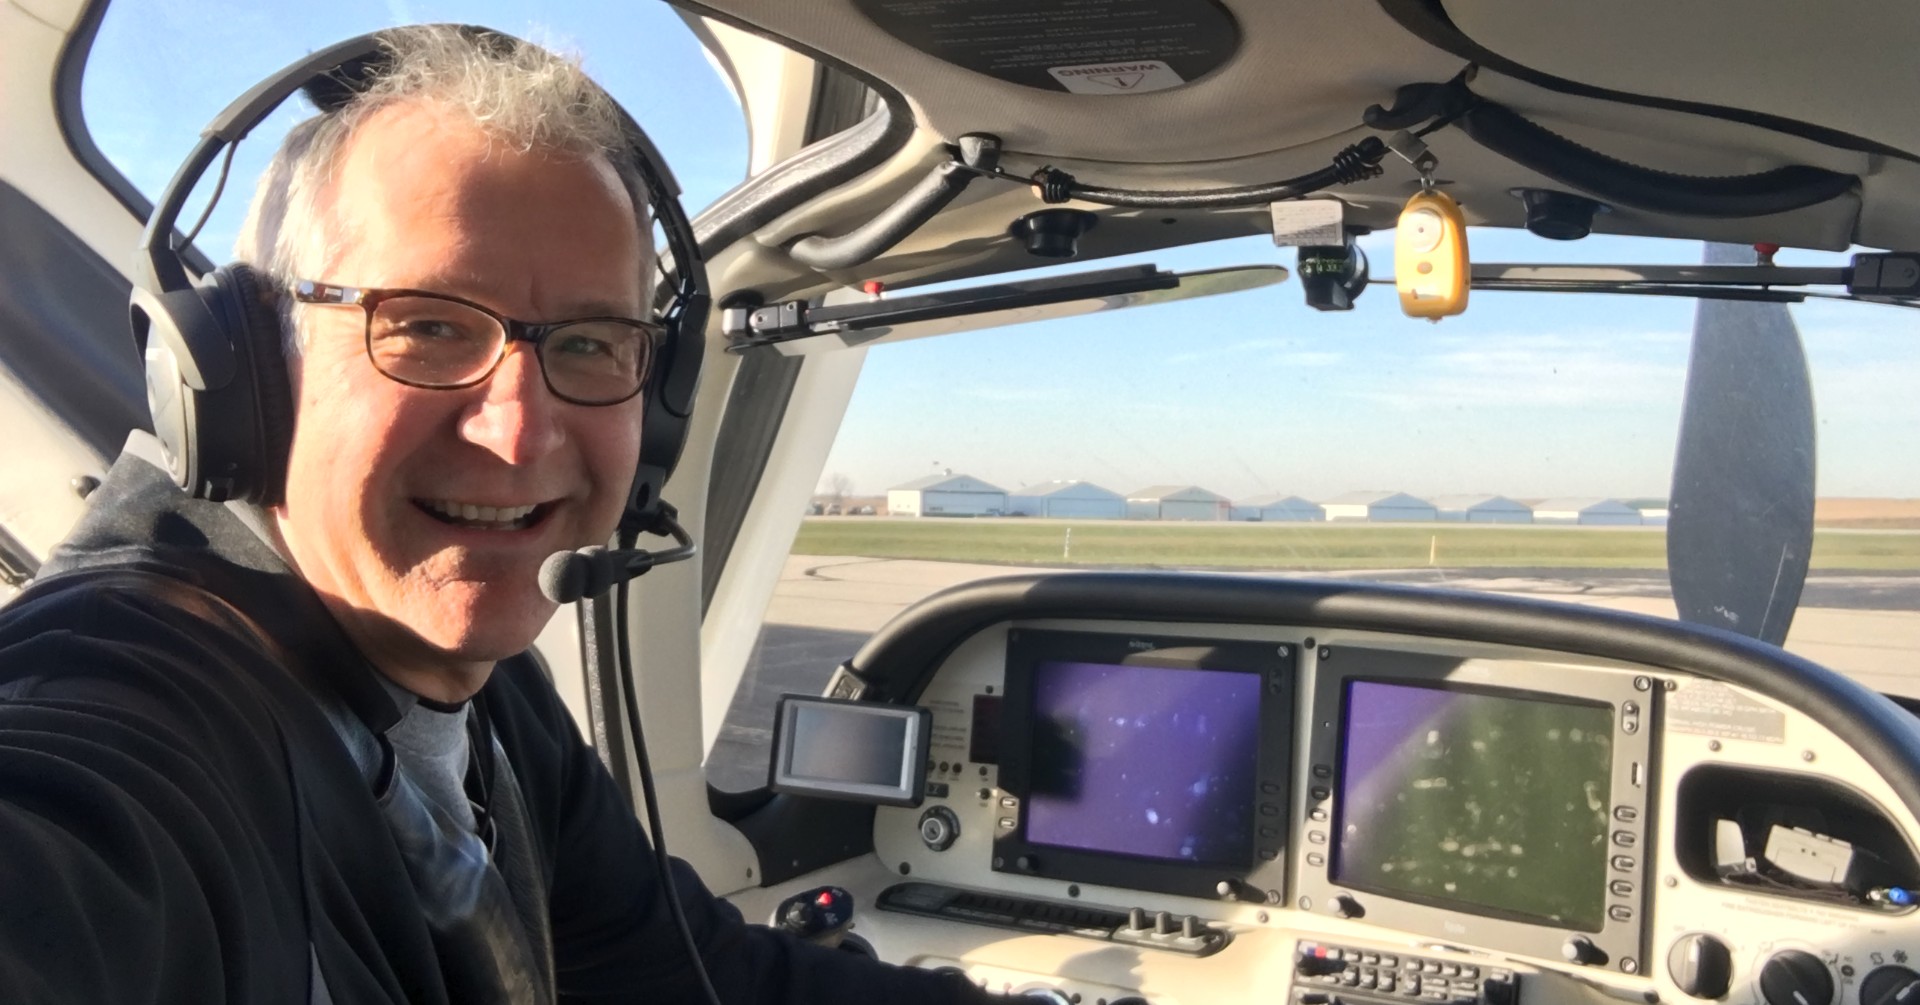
xmin=1666 ymin=243 xmax=1816 ymax=645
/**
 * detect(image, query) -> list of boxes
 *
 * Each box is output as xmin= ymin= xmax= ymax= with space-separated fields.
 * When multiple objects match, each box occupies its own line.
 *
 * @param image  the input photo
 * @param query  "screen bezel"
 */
xmin=769 ymin=696 xmax=932 ymax=807
xmin=993 ymin=629 xmax=1296 ymax=900
xmin=1298 ymin=647 xmax=1657 ymax=970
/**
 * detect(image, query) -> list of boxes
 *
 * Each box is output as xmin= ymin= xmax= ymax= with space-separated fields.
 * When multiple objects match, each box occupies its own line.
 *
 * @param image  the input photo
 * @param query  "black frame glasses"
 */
xmin=293 ymin=279 xmax=665 ymax=406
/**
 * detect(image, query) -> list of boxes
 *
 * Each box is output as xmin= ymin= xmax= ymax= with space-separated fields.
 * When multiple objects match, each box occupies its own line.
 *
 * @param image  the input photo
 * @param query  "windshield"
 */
xmin=707 ymin=230 xmax=1920 ymax=791
xmin=70 ymin=0 xmax=1920 ymax=795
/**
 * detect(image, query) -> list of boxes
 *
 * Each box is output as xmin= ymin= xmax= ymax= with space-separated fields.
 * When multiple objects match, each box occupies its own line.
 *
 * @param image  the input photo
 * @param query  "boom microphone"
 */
xmin=539 ymin=513 xmax=696 ymax=604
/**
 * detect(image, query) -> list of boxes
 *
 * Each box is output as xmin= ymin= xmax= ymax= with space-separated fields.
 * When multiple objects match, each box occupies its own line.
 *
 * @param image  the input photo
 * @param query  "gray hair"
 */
xmin=234 ymin=25 xmax=649 ymax=355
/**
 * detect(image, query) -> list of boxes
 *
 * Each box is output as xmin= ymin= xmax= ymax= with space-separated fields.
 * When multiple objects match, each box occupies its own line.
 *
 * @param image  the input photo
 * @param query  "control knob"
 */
xmin=1859 ymin=967 xmax=1920 ymax=1005
xmin=918 ymin=806 xmax=960 ymax=851
xmin=1330 ymin=894 xmax=1364 ymax=919
xmin=1666 ymin=933 xmax=1733 ymax=999
xmin=1561 ymin=936 xmax=1608 ymax=967
xmin=1016 ymin=988 xmax=1073 ymax=1005
xmin=1759 ymin=950 xmax=1834 ymax=1005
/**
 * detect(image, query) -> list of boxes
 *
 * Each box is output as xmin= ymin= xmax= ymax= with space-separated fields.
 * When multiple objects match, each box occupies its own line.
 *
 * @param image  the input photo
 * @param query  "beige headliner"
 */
xmin=691 ymin=0 xmax=1920 ymax=276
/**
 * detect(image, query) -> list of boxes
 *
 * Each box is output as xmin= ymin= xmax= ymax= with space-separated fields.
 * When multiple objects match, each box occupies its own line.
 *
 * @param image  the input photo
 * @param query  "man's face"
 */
xmin=275 ymin=102 xmax=646 ymax=678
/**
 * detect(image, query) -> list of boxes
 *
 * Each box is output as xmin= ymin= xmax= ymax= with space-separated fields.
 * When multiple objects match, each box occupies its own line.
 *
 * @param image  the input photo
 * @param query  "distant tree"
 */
xmin=824 ymin=472 xmax=854 ymax=510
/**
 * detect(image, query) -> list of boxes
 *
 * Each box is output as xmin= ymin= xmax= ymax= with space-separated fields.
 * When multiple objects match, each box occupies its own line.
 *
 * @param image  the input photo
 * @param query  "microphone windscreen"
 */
xmin=539 ymin=549 xmax=589 ymax=604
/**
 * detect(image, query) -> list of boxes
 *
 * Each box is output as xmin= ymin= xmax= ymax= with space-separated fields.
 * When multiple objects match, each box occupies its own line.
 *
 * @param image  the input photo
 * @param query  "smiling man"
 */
xmin=272 ymin=95 xmax=650 ymax=703
xmin=0 ymin=26 xmax=997 ymax=1005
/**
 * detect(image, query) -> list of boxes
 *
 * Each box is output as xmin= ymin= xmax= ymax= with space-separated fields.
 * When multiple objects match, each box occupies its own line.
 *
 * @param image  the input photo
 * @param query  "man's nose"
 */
xmin=458 ymin=345 xmax=566 ymax=465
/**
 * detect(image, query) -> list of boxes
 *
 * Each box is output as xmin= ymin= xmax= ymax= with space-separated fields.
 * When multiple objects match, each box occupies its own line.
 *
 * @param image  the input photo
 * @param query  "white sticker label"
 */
xmin=1270 ymin=200 xmax=1346 ymax=247
xmin=1047 ymin=59 xmax=1186 ymax=95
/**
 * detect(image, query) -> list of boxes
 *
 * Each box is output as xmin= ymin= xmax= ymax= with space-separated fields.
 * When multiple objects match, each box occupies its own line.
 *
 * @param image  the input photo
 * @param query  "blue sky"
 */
xmin=82 ymin=0 xmax=1920 ymax=503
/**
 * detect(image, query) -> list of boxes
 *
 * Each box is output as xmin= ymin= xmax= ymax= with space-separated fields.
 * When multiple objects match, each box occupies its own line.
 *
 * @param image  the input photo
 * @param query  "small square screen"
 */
xmin=1024 ymin=661 xmax=1262 ymax=866
xmin=1336 ymin=680 xmax=1613 ymax=930
xmin=787 ymin=705 xmax=909 ymax=787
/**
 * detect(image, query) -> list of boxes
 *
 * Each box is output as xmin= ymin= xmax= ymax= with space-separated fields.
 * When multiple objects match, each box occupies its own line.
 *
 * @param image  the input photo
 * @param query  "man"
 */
xmin=0 ymin=26 xmax=997 ymax=1004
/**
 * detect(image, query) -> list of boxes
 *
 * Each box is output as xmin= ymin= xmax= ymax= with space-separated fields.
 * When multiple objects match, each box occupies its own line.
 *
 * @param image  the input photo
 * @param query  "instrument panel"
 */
xmin=728 ymin=609 xmax=1920 ymax=1005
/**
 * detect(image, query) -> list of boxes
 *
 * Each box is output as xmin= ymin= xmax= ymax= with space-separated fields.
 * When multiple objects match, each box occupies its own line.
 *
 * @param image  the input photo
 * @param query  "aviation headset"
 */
xmin=129 ymin=26 xmax=710 ymax=534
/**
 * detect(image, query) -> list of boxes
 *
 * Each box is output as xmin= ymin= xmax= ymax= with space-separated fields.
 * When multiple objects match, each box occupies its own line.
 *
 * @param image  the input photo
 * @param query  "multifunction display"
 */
xmin=994 ymin=629 xmax=1295 ymax=900
xmin=1027 ymin=660 xmax=1262 ymax=866
xmin=1336 ymin=680 xmax=1614 ymax=930
xmin=1298 ymin=647 xmax=1655 ymax=970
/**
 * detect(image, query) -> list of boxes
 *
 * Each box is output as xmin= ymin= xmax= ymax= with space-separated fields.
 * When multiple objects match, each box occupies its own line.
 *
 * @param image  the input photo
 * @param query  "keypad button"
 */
xmin=1307 ymin=852 xmax=1326 ymax=867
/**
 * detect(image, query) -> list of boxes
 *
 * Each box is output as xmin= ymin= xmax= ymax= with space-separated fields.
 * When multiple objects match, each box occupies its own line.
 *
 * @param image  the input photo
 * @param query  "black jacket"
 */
xmin=0 ymin=452 xmax=985 ymax=1004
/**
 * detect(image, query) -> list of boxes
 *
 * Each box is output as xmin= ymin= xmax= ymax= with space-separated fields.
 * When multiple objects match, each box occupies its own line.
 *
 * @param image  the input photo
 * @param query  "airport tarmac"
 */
xmin=704 ymin=555 xmax=1920 ymax=791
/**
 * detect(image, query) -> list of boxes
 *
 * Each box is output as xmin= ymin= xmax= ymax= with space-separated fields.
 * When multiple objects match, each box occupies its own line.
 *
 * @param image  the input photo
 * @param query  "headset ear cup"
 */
xmin=219 ymin=264 xmax=296 ymax=505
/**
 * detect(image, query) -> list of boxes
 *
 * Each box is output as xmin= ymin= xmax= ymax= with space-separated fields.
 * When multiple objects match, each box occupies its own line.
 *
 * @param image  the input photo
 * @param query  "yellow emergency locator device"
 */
xmin=1395 ymin=188 xmax=1469 ymax=318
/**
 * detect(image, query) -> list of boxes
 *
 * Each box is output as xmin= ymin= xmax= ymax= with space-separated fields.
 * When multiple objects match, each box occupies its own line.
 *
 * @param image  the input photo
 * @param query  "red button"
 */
xmin=815 ymin=892 xmax=834 ymax=907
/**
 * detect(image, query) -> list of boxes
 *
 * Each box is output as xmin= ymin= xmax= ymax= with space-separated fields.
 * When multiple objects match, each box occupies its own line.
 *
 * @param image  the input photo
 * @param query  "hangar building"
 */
xmin=1431 ymin=494 xmax=1534 ymax=524
xmin=1009 ymin=480 xmax=1127 ymax=519
xmin=1532 ymin=498 xmax=1643 ymax=525
xmin=1126 ymin=485 xmax=1230 ymax=521
xmin=1231 ymin=494 xmax=1325 ymax=522
xmin=1322 ymin=491 xmax=1438 ymax=522
xmin=886 ymin=473 xmax=1008 ymax=517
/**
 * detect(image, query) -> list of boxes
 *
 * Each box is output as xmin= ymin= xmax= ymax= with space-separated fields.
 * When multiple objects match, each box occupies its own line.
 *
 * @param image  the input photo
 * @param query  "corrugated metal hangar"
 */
xmin=886 ymin=473 xmax=1009 ymax=517
xmin=1231 ymin=494 xmax=1325 ymax=522
xmin=1126 ymin=485 xmax=1230 ymax=521
xmin=1322 ymin=491 xmax=1438 ymax=522
xmin=1009 ymin=480 xmax=1127 ymax=518
xmin=1431 ymin=495 xmax=1534 ymax=524
xmin=1532 ymin=498 xmax=1643 ymax=525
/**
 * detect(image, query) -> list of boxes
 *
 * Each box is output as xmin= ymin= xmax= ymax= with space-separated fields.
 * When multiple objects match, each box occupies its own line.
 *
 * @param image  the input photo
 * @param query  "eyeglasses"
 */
xmin=292 ymin=280 xmax=663 ymax=406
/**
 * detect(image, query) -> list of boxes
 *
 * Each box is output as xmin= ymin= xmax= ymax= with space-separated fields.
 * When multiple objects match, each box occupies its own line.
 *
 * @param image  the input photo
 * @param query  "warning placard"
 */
xmin=1047 ymin=59 xmax=1185 ymax=94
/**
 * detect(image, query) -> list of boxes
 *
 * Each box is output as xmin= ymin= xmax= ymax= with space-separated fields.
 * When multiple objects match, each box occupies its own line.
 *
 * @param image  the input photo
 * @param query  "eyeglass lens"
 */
xmin=368 ymin=295 xmax=651 ymax=404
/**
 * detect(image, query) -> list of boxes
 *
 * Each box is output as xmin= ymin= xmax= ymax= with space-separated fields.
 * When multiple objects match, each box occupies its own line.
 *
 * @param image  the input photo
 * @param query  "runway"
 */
xmin=703 ymin=556 xmax=1920 ymax=791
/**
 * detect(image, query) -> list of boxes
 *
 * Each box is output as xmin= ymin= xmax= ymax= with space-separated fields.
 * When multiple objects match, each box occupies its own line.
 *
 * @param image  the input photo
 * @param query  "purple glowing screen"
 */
xmin=1024 ymin=661 xmax=1261 ymax=865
